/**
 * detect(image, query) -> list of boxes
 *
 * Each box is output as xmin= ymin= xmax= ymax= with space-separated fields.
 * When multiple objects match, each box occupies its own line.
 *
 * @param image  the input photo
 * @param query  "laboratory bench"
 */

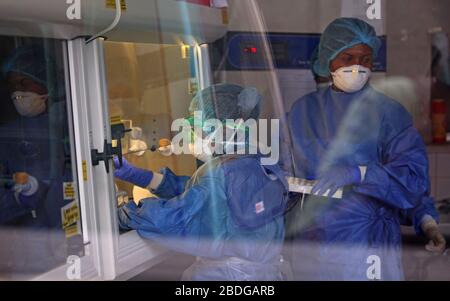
xmin=401 ymin=224 xmax=450 ymax=281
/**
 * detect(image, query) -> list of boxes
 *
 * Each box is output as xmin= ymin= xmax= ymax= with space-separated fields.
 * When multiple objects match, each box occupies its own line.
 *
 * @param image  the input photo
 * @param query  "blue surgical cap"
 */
xmin=314 ymin=18 xmax=382 ymax=77
xmin=189 ymin=83 xmax=262 ymax=122
xmin=2 ymin=45 xmax=49 ymax=89
xmin=310 ymin=46 xmax=320 ymax=77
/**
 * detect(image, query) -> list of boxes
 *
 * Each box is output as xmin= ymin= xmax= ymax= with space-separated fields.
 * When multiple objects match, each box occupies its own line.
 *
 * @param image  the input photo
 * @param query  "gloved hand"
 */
xmin=422 ymin=219 xmax=447 ymax=253
xmin=13 ymin=173 xmax=40 ymax=210
xmin=113 ymin=157 xmax=153 ymax=188
xmin=311 ymin=165 xmax=361 ymax=197
xmin=13 ymin=173 xmax=38 ymax=194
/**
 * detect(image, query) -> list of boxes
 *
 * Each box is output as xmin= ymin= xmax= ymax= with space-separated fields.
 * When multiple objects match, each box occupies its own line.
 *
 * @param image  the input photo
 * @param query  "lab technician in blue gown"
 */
xmin=115 ymin=83 xmax=289 ymax=281
xmin=311 ymin=42 xmax=446 ymax=255
xmin=283 ymin=18 xmax=432 ymax=280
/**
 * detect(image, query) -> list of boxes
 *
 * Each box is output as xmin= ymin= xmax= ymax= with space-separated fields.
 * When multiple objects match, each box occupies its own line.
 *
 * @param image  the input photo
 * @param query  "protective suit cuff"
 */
xmin=19 ymin=176 xmax=39 ymax=196
xmin=148 ymin=172 xmax=164 ymax=190
xmin=420 ymin=214 xmax=435 ymax=225
xmin=421 ymin=215 xmax=438 ymax=232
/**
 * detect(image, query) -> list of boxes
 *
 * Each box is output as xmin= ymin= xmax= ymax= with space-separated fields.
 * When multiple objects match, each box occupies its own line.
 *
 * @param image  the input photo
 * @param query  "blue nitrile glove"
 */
xmin=113 ymin=157 xmax=153 ymax=188
xmin=13 ymin=175 xmax=40 ymax=210
xmin=311 ymin=165 xmax=361 ymax=197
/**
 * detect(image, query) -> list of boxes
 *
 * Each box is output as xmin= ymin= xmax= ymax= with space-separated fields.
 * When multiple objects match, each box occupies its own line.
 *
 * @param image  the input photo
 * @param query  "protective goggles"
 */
xmin=185 ymin=116 xmax=249 ymax=142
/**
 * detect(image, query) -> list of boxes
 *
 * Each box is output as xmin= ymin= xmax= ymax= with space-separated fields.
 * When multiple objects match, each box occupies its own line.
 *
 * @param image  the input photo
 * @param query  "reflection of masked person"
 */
xmin=431 ymin=32 xmax=450 ymax=131
xmin=11 ymin=91 xmax=48 ymax=117
xmin=432 ymin=32 xmax=450 ymax=86
xmin=283 ymin=18 xmax=430 ymax=280
xmin=0 ymin=45 xmax=52 ymax=224
xmin=114 ymin=84 xmax=289 ymax=281
xmin=3 ymin=45 xmax=52 ymax=118
xmin=0 ymin=44 xmax=71 ymax=276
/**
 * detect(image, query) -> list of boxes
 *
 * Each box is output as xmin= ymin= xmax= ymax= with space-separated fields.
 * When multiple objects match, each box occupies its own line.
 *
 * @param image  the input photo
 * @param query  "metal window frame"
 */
xmin=195 ymin=44 xmax=213 ymax=90
xmin=33 ymin=38 xmax=106 ymax=280
xmin=34 ymin=38 xmax=119 ymax=280
xmin=111 ymin=41 xmax=213 ymax=280
xmin=35 ymin=37 xmax=213 ymax=281
xmin=89 ymin=37 xmax=174 ymax=280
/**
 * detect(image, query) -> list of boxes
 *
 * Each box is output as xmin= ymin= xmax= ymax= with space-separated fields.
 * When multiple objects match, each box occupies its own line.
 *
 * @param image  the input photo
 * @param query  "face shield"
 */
xmin=184 ymin=115 xmax=251 ymax=162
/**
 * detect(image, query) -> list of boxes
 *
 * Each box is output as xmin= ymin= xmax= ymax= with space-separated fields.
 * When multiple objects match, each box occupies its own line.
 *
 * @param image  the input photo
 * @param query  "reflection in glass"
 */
xmin=0 ymin=36 xmax=83 ymax=279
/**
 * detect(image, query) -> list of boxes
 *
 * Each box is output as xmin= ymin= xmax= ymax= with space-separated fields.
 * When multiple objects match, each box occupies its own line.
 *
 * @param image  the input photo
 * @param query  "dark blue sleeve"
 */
xmin=118 ymin=183 xmax=207 ymax=232
xmin=117 ymin=178 xmax=215 ymax=257
xmin=117 ymin=164 xmax=231 ymax=258
xmin=353 ymin=103 xmax=429 ymax=210
xmin=0 ymin=178 xmax=52 ymax=225
xmin=150 ymin=168 xmax=191 ymax=199
xmin=0 ymin=188 xmax=29 ymax=224
xmin=400 ymin=197 xmax=439 ymax=236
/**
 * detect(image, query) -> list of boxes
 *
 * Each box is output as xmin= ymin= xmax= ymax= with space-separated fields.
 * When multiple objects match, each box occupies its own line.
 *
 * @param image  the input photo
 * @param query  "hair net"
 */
xmin=310 ymin=46 xmax=320 ymax=77
xmin=189 ymin=83 xmax=262 ymax=122
xmin=2 ymin=45 xmax=49 ymax=89
xmin=314 ymin=18 xmax=382 ymax=77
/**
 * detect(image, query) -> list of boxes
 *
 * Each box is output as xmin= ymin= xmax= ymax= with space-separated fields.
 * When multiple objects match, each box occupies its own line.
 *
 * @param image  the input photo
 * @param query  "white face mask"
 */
xmin=331 ymin=65 xmax=371 ymax=93
xmin=11 ymin=91 xmax=48 ymax=117
xmin=188 ymin=142 xmax=213 ymax=162
xmin=188 ymin=129 xmax=217 ymax=162
xmin=187 ymin=118 xmax=248 ymax=163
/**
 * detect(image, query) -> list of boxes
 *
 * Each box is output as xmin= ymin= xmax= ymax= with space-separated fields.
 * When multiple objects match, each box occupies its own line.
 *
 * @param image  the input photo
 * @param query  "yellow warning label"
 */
xmin=221 ymin=8 xmax=229 ymax=25
xmin=62 ymin=201 xmax=80 ymax=229
xmin=64 ymin=182 xmax=76 ymax=200
xmin=65 ymin=223 xmax=81 ymax=239
xmin=110 ymin=115 xmax=122 ymax=125
xmin=82 ymin=160 xmax=88 ymax=181
xmin=105 ymin=0 xmax=127 ymax=10
xmin=181 ymin=44 xmax=191 ymax=59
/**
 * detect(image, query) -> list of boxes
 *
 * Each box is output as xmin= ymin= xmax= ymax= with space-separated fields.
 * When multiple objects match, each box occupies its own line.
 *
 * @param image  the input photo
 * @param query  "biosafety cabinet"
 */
xmin=0 ymin=0 xmax=231 ymax=280
xmin=1 ymin=0 xmax=449 ymax=281
xmin=0 ymin=0 xmax=291 ymax=281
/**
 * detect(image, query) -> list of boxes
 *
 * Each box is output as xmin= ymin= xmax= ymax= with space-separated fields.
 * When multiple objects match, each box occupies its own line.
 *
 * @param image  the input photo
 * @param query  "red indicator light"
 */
xmin=244 ymin=47 xmax=257 ymax=54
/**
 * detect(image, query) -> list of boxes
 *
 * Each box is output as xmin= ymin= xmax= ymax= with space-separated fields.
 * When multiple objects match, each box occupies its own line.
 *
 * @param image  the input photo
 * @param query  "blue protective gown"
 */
xmin=283 ymin=85 xmax=429 ymax=280
xmin=400 ymin=196 xmax=439 ymax=236
xmin=0 ymin=102 xmax=73 ymax=276
xmin=118 ymin=156 xmax=287 ymax=281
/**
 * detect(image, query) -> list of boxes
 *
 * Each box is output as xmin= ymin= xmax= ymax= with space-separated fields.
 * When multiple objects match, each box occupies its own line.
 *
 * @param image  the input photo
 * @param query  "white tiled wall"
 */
xmin=429 ymin=151 xmax=450 ymax=200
